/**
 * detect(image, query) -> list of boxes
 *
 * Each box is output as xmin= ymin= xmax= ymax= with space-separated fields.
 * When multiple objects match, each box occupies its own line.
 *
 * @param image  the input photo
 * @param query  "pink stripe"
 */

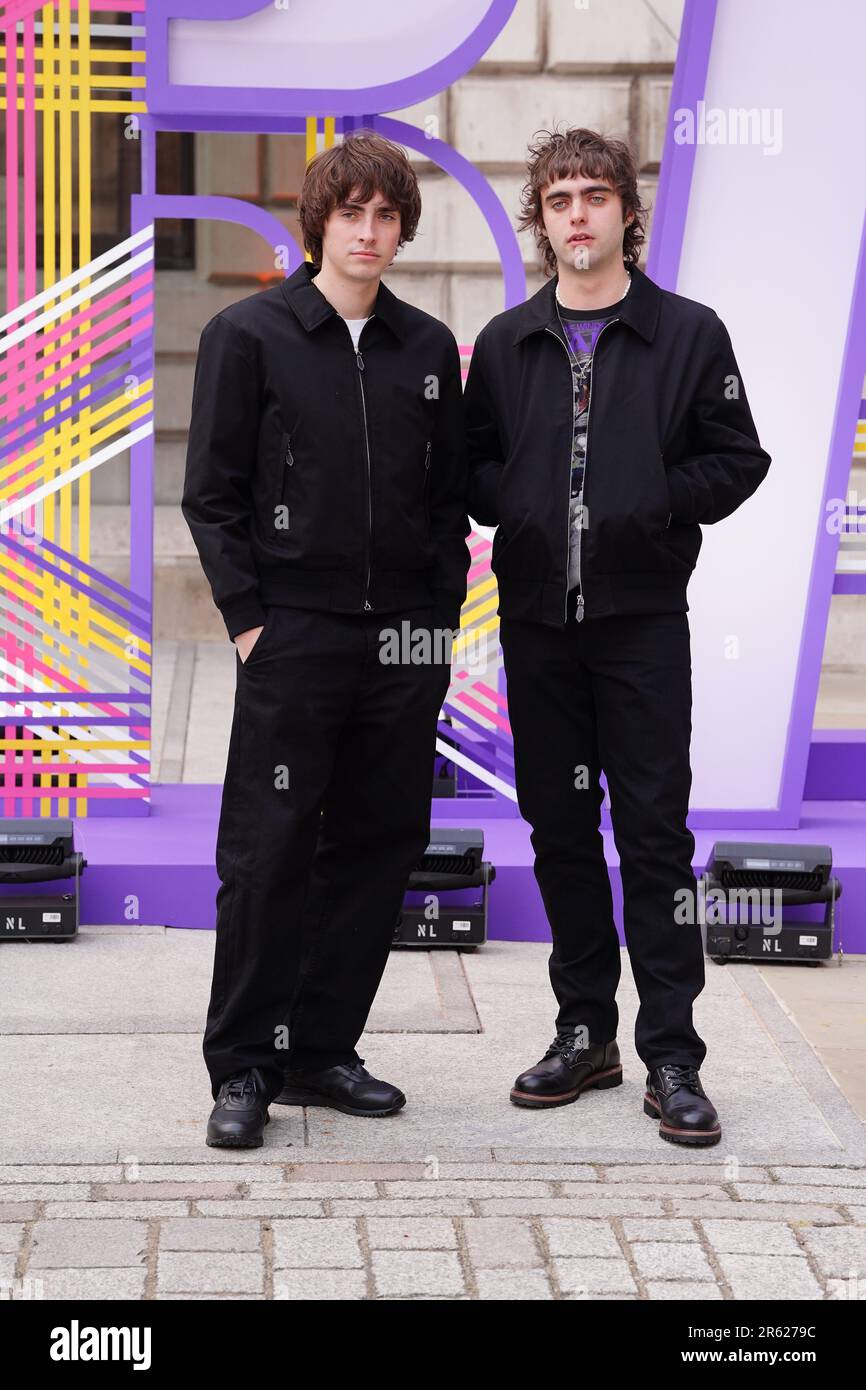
xmin=0 ymin=278 xmax=153 ymax=399
xmin=1 ymin=0 xmax=144 ymax=24
xmin=467 ymin=559 xmax=491 ymax=583
xmin=3 ymin=762 xmax=152 ymax=775
xmin=20 ymin=13 xmax=40 ymax=707
xmin=21 ymin=303 xmax=152 ymax=395
xmin=473 ymin=679 xmax=510 ymax=712
xmin=453 ymin=690 xmax=512 ymax=733
xmin=22 ymin=725 xmax=32 ymax=815
xmin=0 ymin=785 xmax=149 ymax=799
xmin=4 ymin=24 xmax=19 ymax=314
xmin=0 ymin=269 xmax=152 ymax=385
xmin=0 ymin=310 xmax=154 ymax=489
xmin=71 ymin=0 xmax=147 ymax=9
xmin=0 ymin=637 xmax=149 ymax=722
xmin=1 ymin=2 xmax=43 ymax=28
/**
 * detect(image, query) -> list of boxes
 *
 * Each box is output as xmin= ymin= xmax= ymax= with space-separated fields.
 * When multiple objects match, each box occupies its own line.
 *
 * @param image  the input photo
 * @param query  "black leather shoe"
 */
xmin=510 ymin=1036 xmax=623 ymax=1108
xmin=644 ymin=1064 xmax=721 ymax=1146
xmin=273 ymin=1057 xmax=406 ymax=1117
xmin=206 ymin=1067 xmax=272 ymax=1148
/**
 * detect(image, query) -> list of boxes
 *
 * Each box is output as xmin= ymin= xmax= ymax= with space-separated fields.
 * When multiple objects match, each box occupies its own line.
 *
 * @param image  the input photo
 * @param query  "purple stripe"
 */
xmin=438 ymin=708 xmax=515 ymax=766
xmin=0 ymin=692 xmax=151 ymax=702
xmin=646 ymin=0 xmax=718 ymax=290
xmin=0 ymin=540 xmax=152 ymax=633
xmin=780 ymin=207 xmax=866 ymax=820
xmin=0 ymin=529 xmax=151 ymax=617
xmin=0 ymin=343 xmax=153 ymax=454
xmin=0 ymin=717 xmax=152 ymax=725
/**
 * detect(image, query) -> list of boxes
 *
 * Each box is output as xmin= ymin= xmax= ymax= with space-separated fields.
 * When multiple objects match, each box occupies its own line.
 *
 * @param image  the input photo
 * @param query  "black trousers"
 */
xmin=203 ymin=604 xmax=452 ymax=1102
xmin=498 ymin=594 xmax=706 ymax=1072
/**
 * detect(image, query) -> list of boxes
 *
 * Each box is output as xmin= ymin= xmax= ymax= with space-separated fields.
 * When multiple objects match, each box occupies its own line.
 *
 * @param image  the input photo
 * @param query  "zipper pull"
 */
xmin=576 ymin=594 xmax=585 ymax=623
xmin=424 ymin=439 xmax=431 ymax=469
xmin=363 ymin=599 xmax=373 ymax=612
xmin=356 ymin=350 xmax=365 ymax=372
xmin=285 ymin=436 xmax=294 ymax=467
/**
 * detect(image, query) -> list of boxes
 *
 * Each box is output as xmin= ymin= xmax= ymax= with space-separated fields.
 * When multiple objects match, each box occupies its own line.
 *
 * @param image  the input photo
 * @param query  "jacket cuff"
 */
xmin=666 ymin=468 xmax=694 ymax=525
xmin=219 ymin=593 xmax=268 ymax=642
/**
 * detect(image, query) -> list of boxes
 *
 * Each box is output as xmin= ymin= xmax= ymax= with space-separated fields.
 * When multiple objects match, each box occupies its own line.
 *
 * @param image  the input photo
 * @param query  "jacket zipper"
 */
xmin=545 ymin=317 xmax=618 ymax=623
xmin=282 ymin=433 xmax=294 ymax=504
xmin=423 ymin=438 xmax=432 ymax=536
xmin=356 ymin=348 xmax=373 ymax=611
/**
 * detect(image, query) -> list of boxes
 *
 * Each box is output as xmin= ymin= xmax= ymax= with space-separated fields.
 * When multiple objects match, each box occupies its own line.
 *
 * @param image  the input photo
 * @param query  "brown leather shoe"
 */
xmin=644 ymin=1064 xmax=722 ymax=1146
xmin=510 ymin=1036 xmax=622 ymax=1108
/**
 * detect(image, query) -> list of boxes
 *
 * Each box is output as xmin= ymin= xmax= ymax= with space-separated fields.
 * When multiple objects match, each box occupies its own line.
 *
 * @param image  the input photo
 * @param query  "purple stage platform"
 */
xmin=3 ymin=750 xmax=864 ymax=951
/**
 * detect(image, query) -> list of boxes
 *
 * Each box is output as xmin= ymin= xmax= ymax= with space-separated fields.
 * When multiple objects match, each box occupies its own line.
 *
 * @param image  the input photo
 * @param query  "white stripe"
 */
xmin=0 ymin=658 xmax=147 ymax=790
xmin=0 ymin=422 xmax=153 ymax=526
xmin=0 ymin=245 xmax=154 ymax=355
xmin=0 ymin=227 xmax=153 ymax=336
xmin=435 ymin=738 xmax=517 ymax=802
xmin=14 ymin=22 xmax=146 ymax=38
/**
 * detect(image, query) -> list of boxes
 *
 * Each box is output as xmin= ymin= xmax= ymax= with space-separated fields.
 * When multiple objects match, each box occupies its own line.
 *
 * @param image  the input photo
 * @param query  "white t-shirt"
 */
xmin=342 ymin=315 xmax=372 ymax=350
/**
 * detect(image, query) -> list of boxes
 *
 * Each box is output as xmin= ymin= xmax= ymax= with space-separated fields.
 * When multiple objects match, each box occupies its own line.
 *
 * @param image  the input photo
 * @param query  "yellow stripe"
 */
xmin=460 ymin=592 xmax=500 ymax=625
xmin=464 ymin=574 xmax=498 ymax=602
xmin=0 ymin=98 xmax=146 ymax=111
xmin=305 ymin=116 xmax=317 ymax=162
xmin=42 ymin=1 xmax=56 ymax=819
xmin=0 ymin=740 xmax=150 ymax=751
xmin=78 ymin=0 xmax=93 ymax=814
xmin=0 ymin=45 xmax=146 ymax=64
xmin=0 ymin=564 xmax=153 ymax=671
xmin=58 ymin=0 xmax=74 ymax=815
xmin=1 ymin=74 xmax=146 ymax=89
xmin=0 ymin=385 xmax=155 ymax=487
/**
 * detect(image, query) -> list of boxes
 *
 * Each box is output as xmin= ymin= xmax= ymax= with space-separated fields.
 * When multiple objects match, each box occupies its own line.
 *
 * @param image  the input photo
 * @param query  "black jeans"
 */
xmin=498 ymin=595 xmax=706 ymax=1072
xmin=203 ymin=604 xmax=452 ymax=1102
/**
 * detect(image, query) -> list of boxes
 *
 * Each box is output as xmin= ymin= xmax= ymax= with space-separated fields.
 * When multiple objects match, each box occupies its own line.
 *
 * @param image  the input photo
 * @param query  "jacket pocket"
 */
xmin=660 ymin=517 xmax=702 ymax=570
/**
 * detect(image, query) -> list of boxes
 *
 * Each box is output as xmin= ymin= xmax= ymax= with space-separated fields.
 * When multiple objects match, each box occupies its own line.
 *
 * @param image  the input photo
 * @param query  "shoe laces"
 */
xmin=657 ymin=1063 xmax=701 ymax=1093
xmin=544 ymin=1031 xmax=587 ymax=1063
xmin=225 ymin=1071 xmax=257 ymax=1102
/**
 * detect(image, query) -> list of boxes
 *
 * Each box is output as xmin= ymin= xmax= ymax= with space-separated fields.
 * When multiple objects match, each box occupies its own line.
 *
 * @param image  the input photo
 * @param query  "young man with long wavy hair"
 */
xmin=465 ymin=127 xmax=771 ymax=1146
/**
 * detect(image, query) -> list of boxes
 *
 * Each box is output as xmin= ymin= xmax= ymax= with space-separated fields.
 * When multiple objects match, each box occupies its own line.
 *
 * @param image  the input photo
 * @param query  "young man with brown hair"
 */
xmin=464 ymin=127 xmax=771 ymax=1146
xmin=183 ymin=134 xmax=470 ymax=1146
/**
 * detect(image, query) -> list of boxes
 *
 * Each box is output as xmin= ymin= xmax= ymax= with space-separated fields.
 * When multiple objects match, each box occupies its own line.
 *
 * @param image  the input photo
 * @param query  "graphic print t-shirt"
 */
xmin=558 ymin=291 xmax=629 ymax=592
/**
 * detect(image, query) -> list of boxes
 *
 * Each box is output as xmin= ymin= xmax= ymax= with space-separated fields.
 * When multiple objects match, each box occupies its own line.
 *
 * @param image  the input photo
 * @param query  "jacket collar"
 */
xmin=511 ymin=261 xmax=661 ymax=345
xmin=279 ymin=260 xmax=407 ymax=342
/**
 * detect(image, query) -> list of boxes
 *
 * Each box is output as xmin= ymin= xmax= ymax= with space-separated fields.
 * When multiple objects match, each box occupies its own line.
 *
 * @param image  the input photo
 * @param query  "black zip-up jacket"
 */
xmin=182 ymin=261 xmax=471 ymax=641
xmin=464 ymin=263 xmax=771 ymax=626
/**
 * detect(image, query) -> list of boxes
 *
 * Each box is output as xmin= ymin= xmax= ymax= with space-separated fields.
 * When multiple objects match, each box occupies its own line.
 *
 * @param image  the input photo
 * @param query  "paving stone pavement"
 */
xmin=2 ymin=1160 xmax=866 ymax=1301
xmin=2 ymin=938 xmax=865 ymax=1300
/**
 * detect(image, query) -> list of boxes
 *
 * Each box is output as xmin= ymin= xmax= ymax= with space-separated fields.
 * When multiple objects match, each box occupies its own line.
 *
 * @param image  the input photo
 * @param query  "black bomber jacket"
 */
xmin=182 ymin=261 xmax=471 ymax=641
xmin=463 ymin=262 xmax=772 ymax=626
